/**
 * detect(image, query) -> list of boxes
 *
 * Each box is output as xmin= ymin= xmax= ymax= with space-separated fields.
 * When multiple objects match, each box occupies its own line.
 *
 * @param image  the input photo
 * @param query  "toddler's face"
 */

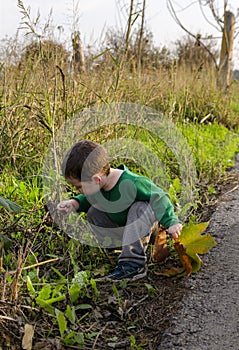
xmin=66 ymin=177 xmax=100 ymax=196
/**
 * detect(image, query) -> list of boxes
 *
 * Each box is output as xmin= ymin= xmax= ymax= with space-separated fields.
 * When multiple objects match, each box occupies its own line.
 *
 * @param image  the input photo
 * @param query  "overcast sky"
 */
xmin=1 ymin=0 xmax=239 ymax=67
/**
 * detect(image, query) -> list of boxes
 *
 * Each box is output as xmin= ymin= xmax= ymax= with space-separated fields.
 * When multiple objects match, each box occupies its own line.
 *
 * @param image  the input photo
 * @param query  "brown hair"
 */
xmin=62 ymin=140 xmax=110 ymax=181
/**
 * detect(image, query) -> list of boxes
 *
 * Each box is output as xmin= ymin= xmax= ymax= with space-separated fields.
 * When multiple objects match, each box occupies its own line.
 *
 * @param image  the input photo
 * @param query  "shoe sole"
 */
xmin=128 ymin=270 xmax=147 ymax=281
xmin=102 ymin=270 xmax=147 ymax=282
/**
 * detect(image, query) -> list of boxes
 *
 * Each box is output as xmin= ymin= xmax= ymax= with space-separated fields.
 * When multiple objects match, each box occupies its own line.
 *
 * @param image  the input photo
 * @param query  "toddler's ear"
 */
xmin=92 ymin=174 xmax=102 ymax=184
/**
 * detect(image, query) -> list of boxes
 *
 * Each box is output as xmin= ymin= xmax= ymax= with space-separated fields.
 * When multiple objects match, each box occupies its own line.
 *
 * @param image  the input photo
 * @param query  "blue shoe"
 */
xmin=105 ymin=262 xmax=147 ymax=281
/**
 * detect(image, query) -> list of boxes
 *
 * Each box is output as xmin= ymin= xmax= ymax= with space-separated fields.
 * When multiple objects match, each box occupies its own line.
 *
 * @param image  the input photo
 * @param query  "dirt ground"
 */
xmin=0 ymin=156 xmax=238 ymax=349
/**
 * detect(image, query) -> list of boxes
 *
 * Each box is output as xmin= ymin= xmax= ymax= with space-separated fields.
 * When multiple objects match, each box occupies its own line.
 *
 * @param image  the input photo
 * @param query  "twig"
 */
xmin=0 ymin=301 xmax=40 ymax=312
xmin=0 ymin=314 xmax=17 ymax=321
xmin=9 ymin=257 xmax=59 ymax=275
xmin=92 ymin=325 xmax=107 ymax=350
xmin=125 ymin=294 xmax=148 ymax=317
xmin=222 ymin=185 xmax=239 ymax=197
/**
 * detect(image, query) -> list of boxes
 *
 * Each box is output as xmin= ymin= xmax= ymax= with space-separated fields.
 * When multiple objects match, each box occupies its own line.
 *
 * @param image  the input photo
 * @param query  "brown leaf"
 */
xmin=174 ymin=242 xmax=192 ymax=277
xmin=154 ymin=266 xmax=185 ymax=277
xmin=33 ymin=339 xmax=63 ymax=350
xmin=22 ymin=324 xmax=34 ymax=350
xmin=151 ymin=226 xmax=171 ymax=263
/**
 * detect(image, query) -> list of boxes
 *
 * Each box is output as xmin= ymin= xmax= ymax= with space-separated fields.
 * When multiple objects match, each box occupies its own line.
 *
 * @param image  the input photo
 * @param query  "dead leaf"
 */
xmin=33 ymin=339 xmax=63 ymax=350
xmin=151 ymin=226 xmax=171 ymax=263
xmin=22 ymin=324 xmax=34 ymax=350
xmin=154 ymin=266 xmax=185 ymax=277
xmin=155 ymin=222 xmax=217 ymax=278
xmin=174 ymin=242 xmax=192 ymax=277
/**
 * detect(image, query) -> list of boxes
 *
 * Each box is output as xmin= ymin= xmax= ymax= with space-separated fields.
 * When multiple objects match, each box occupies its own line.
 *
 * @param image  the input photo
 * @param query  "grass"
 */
xmin=180 ymin=123 xmax=239 ymax=181
xmin=0 ymin=27 xmax=239 ymax=347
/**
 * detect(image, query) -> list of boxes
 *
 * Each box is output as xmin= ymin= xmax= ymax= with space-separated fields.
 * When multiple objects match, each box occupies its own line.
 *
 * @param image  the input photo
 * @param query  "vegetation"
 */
xmin=0 ymin=3 xmax=239 ymax=348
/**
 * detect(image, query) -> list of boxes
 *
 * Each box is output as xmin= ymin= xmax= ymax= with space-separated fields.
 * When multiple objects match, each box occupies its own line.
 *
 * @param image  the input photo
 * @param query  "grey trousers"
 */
xmin=87 ymin=202 xmax=156 ymax=266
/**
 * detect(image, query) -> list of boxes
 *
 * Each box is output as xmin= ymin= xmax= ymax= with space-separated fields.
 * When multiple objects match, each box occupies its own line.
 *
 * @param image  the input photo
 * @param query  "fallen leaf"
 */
xmin=155 ymin=222 xmax=217 ymax=278
xmin=154 ymin=266 xmax=185 ymax=277
xmin=151 ymin=226 xmax=171 ymax=263
xmin=174 ymin=242 xmax=192 ymax=277
xmin=22 ymin=324 xmax=34 ymax=350
xmin=33 ymin=339 xmax=63 ymax=350
xmin=178 ymin=222 xmax=217 ymax=273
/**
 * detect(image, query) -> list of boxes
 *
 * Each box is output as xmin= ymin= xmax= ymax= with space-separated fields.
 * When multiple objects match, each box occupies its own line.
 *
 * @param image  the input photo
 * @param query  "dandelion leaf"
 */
xmin=55 ymin=310 xmax=67 ymax=338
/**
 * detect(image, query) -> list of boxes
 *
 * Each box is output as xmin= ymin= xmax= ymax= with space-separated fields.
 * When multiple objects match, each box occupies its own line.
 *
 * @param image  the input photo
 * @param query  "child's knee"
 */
xmin=86 ymin=206 xmax=95 ymax=223
xmin=129 ymin=202 xmax=155 ymax=221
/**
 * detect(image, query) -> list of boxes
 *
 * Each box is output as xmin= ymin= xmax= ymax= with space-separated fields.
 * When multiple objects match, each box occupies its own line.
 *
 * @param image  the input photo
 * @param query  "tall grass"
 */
xmin=1 ymin=35 xmax=238 ymax=176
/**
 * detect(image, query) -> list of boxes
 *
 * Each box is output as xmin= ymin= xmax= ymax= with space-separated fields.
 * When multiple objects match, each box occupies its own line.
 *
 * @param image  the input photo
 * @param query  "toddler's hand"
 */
xmin=57 ymin=199 xmax=79 ymax=214
xmin=167 ymin=223 xmax=182 ymax=240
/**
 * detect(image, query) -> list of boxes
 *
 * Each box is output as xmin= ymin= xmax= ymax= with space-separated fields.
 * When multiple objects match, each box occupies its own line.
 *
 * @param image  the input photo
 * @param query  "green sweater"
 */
xmin=73 ymin=165 xmax=180 ymax=228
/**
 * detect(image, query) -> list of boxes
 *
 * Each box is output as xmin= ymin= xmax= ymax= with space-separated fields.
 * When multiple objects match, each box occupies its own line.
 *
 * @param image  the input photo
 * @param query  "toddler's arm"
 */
xmin=167 ymin=223 xmax=182 ymax=240
xmin=57 ymin=199 xmax=80 ymax=214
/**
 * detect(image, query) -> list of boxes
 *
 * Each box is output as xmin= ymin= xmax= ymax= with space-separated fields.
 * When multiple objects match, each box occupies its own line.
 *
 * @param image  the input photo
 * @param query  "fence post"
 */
xmin=217 ymin=11 xmax=235 ymax=91
xmin=72 ymin=31 xmax=86 ymax=73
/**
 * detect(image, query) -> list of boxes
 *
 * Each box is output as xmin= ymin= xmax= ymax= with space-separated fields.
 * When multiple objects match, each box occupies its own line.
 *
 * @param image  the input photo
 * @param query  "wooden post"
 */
xmin=137 ymin=0 xmax=146 ymax=73
xmin=72 ymin=31 xmax=86 ymax=73
xmin=217 ymin=11 xmax=235 ymax=91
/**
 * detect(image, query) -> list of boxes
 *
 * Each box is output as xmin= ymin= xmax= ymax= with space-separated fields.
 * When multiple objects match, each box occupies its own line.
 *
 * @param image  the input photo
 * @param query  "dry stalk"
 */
xmin=8 ymin=257 xmax=59 ymax=275
xmin=0 ymin=314 xmax=17 ymax=321
xmin=0 ymin=238 xmax=3 ymax=274
xmin=0 ymin=238 xmax=4 ymax=300
xmin=10 ymin=241 xmax=30 ymax=302
xmin=1 ymin=272 xmax=8 ymax=301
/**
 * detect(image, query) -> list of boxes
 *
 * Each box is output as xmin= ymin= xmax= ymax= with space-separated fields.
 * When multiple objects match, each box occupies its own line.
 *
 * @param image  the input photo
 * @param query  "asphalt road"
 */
xmin=158 ymin=156 xmax=239 ymax=350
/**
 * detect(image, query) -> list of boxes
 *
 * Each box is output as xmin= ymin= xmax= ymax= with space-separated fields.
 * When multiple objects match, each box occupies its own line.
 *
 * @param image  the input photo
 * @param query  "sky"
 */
xmin=1 ymin=0 xmax=239 ymax=68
